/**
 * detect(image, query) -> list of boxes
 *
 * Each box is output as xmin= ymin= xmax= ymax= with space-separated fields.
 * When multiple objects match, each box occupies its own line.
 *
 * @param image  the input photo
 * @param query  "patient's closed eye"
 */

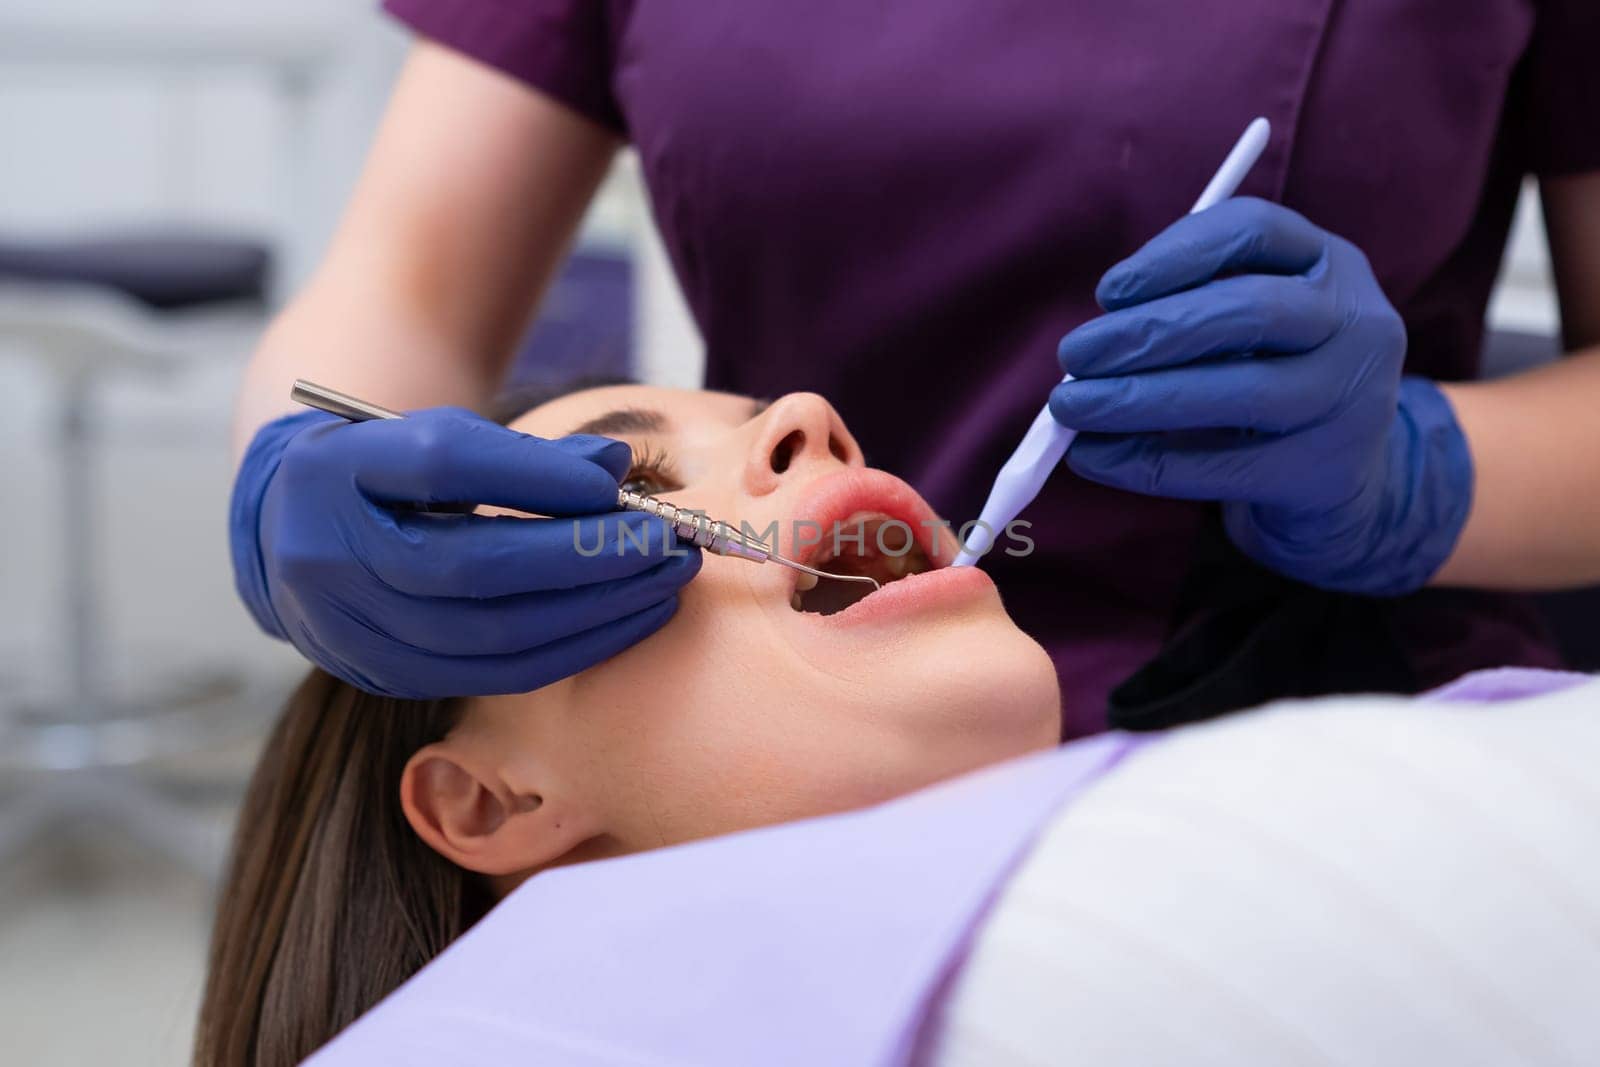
xmin=621 ymin=443 xmax=681 ymax=496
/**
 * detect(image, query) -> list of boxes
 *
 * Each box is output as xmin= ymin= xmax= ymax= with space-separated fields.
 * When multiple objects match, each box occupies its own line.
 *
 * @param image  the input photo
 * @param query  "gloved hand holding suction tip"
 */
xmin=959 ymin=115 xmax=1471 ymax=600
xmin=1050 ymin=199 xmax=1470 ymax=596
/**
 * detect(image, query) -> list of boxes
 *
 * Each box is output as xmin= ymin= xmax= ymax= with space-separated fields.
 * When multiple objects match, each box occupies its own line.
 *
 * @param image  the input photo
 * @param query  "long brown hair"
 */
xmin=194 ymin=671 xmax=486 ymax=1066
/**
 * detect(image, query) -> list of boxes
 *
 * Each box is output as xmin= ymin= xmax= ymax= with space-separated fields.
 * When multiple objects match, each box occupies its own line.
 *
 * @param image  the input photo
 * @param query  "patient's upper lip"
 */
xmin=784 ymin=468 xmax=954 ymax=574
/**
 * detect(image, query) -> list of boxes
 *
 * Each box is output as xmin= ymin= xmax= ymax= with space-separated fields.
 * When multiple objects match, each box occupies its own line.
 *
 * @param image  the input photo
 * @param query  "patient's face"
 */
xmin=466 ymin=386 xmax=1060 ymax=857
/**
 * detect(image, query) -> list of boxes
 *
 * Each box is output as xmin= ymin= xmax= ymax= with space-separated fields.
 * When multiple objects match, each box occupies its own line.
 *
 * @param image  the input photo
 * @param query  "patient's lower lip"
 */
xmin=797 ymin=564 xmax=992 ymax=626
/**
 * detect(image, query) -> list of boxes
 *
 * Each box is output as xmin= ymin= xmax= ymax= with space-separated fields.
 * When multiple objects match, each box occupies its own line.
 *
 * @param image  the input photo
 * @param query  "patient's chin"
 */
xmin=901 ymin=626 xmax=1062 ymax=761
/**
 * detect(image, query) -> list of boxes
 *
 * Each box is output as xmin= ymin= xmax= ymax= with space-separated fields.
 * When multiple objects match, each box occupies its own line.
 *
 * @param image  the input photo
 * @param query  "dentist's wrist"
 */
xmin=229 ymin=410 xmax=334 ymax=640
xmin=1365 ymin=376 xmax=1476 ymax=595
xmin=1225 ymin=377 xmax=1473 ymax=596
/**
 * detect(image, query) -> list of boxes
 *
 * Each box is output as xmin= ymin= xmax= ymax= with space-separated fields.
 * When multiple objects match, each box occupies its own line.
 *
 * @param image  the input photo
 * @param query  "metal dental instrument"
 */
xmin=289 ymin=380 xmax=879 ymax=592
xmin=952 ymin=117 xmax=1273 ymax=567
xmin=612 ymin=488 xmax=877 ymax=590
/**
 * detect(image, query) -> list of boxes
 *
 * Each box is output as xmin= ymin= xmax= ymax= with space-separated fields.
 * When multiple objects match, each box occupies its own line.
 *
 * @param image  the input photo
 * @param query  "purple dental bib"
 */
xmin=311 ymin=734 xmax=1141 ymax=1066
xmin=309 ymin=669 xmax=1586 ymax=1066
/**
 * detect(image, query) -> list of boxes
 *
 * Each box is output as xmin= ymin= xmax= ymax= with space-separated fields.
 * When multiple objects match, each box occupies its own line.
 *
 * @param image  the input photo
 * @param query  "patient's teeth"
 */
xmin=795 ymin=572 xmax=820 ymax=591
xmin=885 ymin=553 xmax=909 ymax=577
xmin=791 ymin=592 xmax=804 ymax=611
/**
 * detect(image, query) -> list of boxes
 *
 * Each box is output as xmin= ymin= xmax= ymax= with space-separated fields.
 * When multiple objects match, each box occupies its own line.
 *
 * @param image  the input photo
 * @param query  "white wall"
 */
xmin=0 ymin=2 xmax=390 ymax=290
xmin=0 ymin=0 xmax=648 ymax=291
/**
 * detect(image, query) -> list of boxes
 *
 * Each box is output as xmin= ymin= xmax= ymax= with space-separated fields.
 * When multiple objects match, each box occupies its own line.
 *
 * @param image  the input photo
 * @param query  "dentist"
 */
xmin=231 ymin=1 xmax=1600 ymax=733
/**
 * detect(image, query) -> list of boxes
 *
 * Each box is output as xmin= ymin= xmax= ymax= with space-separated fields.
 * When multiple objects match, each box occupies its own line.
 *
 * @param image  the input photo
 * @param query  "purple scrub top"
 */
xmin=384 ymin=0 xmax=1599 ymax=735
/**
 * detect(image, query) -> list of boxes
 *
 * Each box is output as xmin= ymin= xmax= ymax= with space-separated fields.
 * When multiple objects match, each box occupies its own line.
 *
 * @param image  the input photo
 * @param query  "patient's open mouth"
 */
xmin=791 ymin=512 xmax=935 ymax=615
xmin=774 ymin=467 xmax=983 ymax=625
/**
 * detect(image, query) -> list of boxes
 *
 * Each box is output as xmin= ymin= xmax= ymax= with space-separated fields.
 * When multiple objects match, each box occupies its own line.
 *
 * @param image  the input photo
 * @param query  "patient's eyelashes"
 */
xmin=620 ymin=443 xmax=682 ymax=497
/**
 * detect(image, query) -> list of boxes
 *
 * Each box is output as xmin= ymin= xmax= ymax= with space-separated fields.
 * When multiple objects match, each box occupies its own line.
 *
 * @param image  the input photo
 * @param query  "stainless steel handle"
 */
xmin=291 ymin=379 xmax=404 ymax=422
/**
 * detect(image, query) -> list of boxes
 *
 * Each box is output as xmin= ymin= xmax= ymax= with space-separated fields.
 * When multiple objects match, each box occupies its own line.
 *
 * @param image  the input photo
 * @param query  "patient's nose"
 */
xmin=744 ymin=392 xmax=861 ymax=496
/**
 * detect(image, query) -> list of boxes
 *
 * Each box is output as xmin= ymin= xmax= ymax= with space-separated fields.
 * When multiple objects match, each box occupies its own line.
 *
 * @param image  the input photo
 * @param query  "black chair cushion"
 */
xmin=0 ymin=231 xmax=272 ymax=310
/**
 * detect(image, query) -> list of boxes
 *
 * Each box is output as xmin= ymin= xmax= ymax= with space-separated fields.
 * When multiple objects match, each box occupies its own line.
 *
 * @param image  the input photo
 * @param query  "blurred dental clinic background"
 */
xmin=0 ymin=2 xmax=1568 ymax=1064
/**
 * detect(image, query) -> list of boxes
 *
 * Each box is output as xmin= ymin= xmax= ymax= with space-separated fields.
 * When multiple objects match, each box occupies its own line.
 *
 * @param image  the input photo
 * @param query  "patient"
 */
xmin=196 ymin=383 xmax=1062 ymax=1067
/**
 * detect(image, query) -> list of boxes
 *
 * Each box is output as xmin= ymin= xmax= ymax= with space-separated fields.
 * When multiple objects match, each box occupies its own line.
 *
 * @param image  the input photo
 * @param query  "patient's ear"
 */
xmin=400 ymin=741 xmax=591 ymax=877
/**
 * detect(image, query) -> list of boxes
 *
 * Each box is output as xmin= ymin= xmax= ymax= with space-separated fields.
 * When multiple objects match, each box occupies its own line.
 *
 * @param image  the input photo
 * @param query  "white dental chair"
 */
xmin=0 ymin=260 xmax=274 ymax=880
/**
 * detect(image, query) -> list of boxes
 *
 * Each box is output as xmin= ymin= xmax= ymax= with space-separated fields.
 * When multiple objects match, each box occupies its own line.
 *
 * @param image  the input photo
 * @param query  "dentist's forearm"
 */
xmin=1432 ymin=347 xmax=1600 ymax=590
xmin=232 ymin=41 xmax=620 ymax=460
xmin=233 ymin=277 xmax=492 ymax=459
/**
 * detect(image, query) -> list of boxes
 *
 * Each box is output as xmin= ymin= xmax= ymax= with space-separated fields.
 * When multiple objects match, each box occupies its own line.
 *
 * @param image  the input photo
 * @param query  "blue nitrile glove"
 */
xmin=230 ymin=406 xmax=700 ymax=698
xmin=1050 ymin=198 xmax=1473 ymax=596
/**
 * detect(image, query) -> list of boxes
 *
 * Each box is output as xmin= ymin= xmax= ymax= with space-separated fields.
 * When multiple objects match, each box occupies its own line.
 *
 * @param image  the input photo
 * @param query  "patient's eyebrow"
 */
xmin=569 ymin=407 xmax=670 ymax=437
